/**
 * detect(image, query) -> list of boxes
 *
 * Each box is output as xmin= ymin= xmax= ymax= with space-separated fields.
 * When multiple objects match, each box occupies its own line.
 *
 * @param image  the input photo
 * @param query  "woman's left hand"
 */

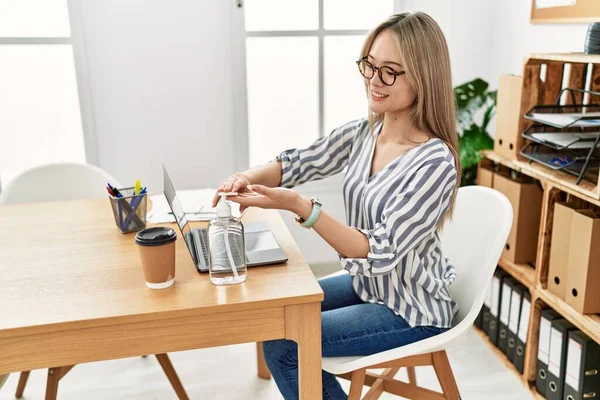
xmin=227 ymin=184 xmax=300 ymax=213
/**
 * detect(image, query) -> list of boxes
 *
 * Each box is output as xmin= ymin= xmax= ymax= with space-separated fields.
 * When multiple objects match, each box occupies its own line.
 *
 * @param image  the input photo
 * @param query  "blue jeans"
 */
xmin=263 ymin=273 xmax=448 ymax=400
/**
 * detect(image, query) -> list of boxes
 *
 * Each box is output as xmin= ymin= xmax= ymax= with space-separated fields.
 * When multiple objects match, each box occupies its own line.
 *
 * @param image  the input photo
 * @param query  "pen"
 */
xmin=134 ymin=179 xmax=141 ymax=195
xmin=107 ymin=183 xmax=123 ymax=198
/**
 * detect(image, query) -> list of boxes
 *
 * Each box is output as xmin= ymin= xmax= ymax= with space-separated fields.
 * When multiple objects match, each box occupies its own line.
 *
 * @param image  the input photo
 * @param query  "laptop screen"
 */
xmin=162 ymin=164 xmax=198 ymax=264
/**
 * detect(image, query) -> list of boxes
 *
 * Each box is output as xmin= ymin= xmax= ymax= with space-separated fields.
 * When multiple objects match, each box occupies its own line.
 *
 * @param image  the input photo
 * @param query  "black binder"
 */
xmin=498 ymin=276 xmax=515 ymax=353
xmin=506 ymin=281 xmax=525 ymax=361
xmin=536 ymin=308 xmax=561 ymax=397
xmin=487 ymin=269 xmax=507 ymax=345
xmin=480 ymin=275 xmax=494 ymax=333
xmin=546 ymin=318 xmax=576 ymax=400
xmin=512 ymin=290 xmax=531 ymax=374
xmin=564 ymin=330 xmax=600 ymax=400
xmin=475 ymin=306 xmax=484 ymax=329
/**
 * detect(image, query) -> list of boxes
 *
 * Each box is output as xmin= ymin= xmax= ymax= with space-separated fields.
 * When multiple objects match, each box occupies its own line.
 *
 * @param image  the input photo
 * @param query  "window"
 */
xmin=0 ymin=0 xmax=87 ymax=191
xmin=243 ymin=0 xmax=397 ymax=166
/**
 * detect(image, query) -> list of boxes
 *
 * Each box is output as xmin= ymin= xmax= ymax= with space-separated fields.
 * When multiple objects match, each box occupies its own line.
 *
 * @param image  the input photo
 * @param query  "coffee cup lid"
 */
xmin=135 ymin=227 xmax=177 ymax=246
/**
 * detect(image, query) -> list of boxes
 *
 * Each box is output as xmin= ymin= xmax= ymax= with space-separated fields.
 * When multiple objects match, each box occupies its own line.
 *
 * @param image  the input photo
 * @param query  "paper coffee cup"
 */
xmin=135 ymin=227 xmax=177 ymax=289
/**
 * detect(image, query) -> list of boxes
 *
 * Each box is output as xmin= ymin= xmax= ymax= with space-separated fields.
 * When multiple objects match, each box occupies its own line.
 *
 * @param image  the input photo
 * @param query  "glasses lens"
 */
xmin=380 ymin=66 xmax=397 ymax=86
xmin=358 ymin=60 xmax=374 ymax=79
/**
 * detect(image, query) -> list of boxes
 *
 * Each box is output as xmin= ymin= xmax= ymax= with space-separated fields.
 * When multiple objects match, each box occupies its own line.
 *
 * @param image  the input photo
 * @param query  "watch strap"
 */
xmin=301 ymin=198 xmax=321 ymax=229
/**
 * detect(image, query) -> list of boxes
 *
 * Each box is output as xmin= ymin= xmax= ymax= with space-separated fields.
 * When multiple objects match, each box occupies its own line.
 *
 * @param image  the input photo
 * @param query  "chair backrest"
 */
xmin=0 ymin=163 xmax=120 ymax=205
xmin=440 ymin=186 xmax=513 ymax=328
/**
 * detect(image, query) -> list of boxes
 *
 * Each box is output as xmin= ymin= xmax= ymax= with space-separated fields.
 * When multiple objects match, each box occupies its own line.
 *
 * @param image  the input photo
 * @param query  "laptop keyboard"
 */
xmin=187 ymin=229 xmax=249 ymax=269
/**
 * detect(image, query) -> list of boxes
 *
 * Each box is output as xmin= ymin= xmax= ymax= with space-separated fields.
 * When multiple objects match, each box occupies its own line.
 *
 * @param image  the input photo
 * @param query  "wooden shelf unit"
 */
xmin=511 ymin=53 xmax=600 ymax=200
xmin=477 ymin=149 xmax=600 ymax=400
xmin=497 ymin=258 xmax=536 ymax=290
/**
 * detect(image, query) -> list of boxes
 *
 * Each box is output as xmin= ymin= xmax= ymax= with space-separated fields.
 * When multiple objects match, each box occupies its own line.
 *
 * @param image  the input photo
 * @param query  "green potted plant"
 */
xmin=454 ymin=78 xmax=497 ymax=186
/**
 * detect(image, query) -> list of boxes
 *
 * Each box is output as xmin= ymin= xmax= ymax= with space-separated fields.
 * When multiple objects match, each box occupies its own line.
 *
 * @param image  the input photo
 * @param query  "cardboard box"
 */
xmin=477 ymin=165 xmax=494 ymax=188
xmin=493 ymin=173 xmax=543 ymax=264
xmin=548 ymin=203 xmax=580 ymax=300
xmin=494 ymin=75 xmax=523 ymax=161
xmin=566 ymin=209 xmax=600 ymax=314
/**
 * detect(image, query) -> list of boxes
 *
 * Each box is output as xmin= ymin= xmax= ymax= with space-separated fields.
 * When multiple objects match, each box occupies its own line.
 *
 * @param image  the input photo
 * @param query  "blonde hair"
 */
xmin=360 ymin=12 xmax=461 ymax=225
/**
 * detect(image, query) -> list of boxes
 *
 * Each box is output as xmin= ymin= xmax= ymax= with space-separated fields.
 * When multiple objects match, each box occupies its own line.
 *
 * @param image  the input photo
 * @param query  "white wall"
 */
xmin=489 ymin=0 xmax=589 ymax=88
xmin=403 ymin=0 xmax=497 ymax=87
xmin=80 ymin=0 xmax=239 ymax=192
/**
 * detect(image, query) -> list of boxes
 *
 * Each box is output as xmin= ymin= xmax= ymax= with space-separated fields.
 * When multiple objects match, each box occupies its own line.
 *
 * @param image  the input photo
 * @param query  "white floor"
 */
xmin=1 ymin=330 xmax=533 ymax=400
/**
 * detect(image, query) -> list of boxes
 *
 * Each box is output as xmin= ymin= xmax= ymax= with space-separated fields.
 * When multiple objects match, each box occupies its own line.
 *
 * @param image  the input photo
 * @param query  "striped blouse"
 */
xmin=278 ymin=118 xmax=458 ymax=328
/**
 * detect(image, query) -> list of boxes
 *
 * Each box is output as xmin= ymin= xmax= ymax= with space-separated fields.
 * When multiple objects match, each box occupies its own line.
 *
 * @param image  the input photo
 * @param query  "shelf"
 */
xmin=537 ymin=287 xmax=600 ymax=343
xmin=527 ymin=53 xmax=600 ymax=65
xmin=497 ymin=258 xmax=536 ymax=291
xmin=472 ymin=327 xmax=537 ymax=399
xmin=482 ymin=150 xmax=600 ymax=204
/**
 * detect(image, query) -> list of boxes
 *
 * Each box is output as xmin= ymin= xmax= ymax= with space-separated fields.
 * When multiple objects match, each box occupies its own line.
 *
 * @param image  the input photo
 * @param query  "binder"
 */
xmin=564 ymin=330 xmax=600 ymax=400
xmin=546 ymin=318 xmax=576 ymax=400
xmin=512 ymin=290 xmax=531 ymax=374
xmin=537 ymin=308 xmax=561 ymax=397
xmin=487 ymin=269 xmax=507 ymax=345
xmin=481 ymin=275 xmax=493 ymax=334
xmin=475 ymin=307 xmax=484 ymax=329
xmin=507 ymin=281 xmax=525 ymax=361
xmin=498 ymin=276 xmax=515 ymax=353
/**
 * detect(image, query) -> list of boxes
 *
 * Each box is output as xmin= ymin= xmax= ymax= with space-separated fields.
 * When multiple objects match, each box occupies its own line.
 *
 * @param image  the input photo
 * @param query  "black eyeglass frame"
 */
xmin=356 ymin=57 xmax=405 ymax=86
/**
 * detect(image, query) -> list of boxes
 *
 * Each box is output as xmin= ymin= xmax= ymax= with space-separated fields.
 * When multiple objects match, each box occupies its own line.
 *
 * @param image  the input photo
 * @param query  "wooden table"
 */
xmin=0 ymin=199 xmax=324 ymax=399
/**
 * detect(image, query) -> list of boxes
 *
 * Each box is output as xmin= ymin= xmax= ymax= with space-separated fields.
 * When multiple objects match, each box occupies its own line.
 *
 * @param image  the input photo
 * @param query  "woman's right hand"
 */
xmin=212 ymin=173 xmax=251 ymax=207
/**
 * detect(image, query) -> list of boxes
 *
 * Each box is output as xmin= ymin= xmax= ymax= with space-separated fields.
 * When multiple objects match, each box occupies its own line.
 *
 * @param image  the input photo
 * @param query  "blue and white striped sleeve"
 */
xmin=277 ymin=119 xmax=365 ymax=188
xmin=341 ymin=157 xmax=457 ymax=277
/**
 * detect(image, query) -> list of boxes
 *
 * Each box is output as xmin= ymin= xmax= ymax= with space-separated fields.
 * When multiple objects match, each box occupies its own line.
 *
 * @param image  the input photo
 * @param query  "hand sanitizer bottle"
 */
xmin=207 ymin=193 xmax=247 ymax=285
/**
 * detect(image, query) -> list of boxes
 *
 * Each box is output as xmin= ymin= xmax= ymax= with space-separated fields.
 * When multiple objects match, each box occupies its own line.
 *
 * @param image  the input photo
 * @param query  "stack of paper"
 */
xmin=527 ymin=112 xmax=600 ymax=128
xmin=147 ymin=188 xmax=242 ymax=223
xmin=529 ymin=132 xmax=600 ymax=149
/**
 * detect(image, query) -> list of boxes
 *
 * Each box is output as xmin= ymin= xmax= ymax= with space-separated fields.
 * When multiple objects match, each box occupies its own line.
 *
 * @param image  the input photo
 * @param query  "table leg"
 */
xmin=285 ymin=302 xmax=322 ymax=400
xmin=256 ymin=342 xmax=271 ymax=380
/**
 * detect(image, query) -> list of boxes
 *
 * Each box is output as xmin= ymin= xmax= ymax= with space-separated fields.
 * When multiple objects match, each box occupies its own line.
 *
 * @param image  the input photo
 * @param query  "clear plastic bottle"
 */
xmin=207 ymin=193 xmax=247 ymax=285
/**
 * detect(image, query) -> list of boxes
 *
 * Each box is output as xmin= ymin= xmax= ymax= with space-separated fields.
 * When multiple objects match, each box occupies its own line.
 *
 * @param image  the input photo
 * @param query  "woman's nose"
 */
xmin=370 ymin=71 xmax=385 ymax=87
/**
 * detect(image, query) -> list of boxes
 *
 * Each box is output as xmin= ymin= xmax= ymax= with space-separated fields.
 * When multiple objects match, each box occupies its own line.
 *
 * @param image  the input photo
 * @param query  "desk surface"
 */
xmin=0 ymin=199 xmax=323 ymax=337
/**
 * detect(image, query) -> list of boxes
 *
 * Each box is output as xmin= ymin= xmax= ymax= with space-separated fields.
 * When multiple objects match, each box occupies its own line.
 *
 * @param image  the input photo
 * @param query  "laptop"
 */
xmin=162 ymin=164 xmax=288 ymax=273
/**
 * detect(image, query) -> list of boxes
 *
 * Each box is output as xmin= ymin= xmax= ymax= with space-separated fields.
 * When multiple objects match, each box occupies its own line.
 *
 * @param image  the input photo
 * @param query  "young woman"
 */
xmin=213 ymin=12 xmax=460 ymax=400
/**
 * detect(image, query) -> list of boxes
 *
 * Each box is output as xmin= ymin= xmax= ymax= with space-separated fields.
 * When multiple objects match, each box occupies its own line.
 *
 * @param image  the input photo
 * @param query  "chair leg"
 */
xmin=432 ymin=351 xmax=460 ymax=400
xmin=45 ymin=368 xmax=61 ymax=400
xmin=256 ymin=342 xmax=271 ymax=380
xmin=348 ymin=368 xmax=366 ymax=400
xmin=155 ymin=353 xmax=190 ymax=400
xmin=407 ymin=366 xmax=417 ymax=385
xmin=15 ymin=371 xmax=30 ymax=399
xmin=363 ymin=368 xmax=398 ymax=400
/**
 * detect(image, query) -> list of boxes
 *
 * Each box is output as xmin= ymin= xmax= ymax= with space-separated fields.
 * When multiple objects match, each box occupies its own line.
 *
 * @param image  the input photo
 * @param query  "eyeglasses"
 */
xmin=356 ymin=57 xmax=405 ymax=86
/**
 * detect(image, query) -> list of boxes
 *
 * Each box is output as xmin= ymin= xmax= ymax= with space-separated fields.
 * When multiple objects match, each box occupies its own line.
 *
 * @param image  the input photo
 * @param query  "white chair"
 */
xmin=0 ymin=162 xmax=119 ymax=205
xmin=321 ymin=186 xmax=513 ymax=400
xmin=1 ymin=162 xmax=190 ymax=400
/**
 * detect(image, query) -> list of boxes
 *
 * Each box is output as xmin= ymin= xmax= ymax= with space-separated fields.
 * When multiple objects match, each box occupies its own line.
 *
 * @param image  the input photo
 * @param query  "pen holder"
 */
xmin=108 ymin=187 xmax=148 ymax=233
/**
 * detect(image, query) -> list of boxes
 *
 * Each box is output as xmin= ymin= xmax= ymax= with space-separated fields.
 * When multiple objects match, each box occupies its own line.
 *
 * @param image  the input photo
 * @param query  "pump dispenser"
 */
xmin=207 ymin=193 xmax=247 ymax=285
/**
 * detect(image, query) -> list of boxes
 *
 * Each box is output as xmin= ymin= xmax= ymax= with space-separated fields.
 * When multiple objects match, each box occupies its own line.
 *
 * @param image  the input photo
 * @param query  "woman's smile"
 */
xmin=370 ymin=90 xmax=389 ymax=101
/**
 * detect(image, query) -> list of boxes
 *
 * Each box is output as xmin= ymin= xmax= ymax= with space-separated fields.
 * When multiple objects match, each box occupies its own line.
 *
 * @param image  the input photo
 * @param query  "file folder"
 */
xmin=475 ymin=306 xmax=484 ymax=329
xmin=507 ymin=281 xmax=525 ymax=361
xmin=481 ymin=275 xmax=493 ymax=334
xmin=564 ymin=330 xmax=600 ymax=400
xmin=537 ymin=308 xmax=561 ymax=397
xmin=547 ymin=318 xmax=576 ymax=400
xmin=488 ymin=269 xmax=507 ymax=345
xmin=512 ymin=290 xmax=531 ymax=374
xmin=498 ymin=276 xmax=515 ymax=353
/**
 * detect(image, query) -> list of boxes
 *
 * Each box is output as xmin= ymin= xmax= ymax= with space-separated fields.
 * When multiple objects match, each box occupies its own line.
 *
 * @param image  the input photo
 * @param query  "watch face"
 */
xmin=311 ymin=197 xmax=322 ymax=206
